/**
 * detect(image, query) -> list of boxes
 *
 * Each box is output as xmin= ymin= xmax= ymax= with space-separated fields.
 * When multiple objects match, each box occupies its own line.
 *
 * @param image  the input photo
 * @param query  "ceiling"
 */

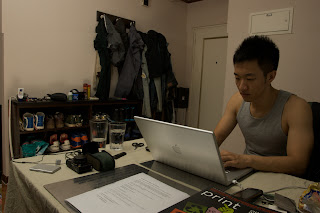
xmin=181 ymin=0 xmax=203 ymax=3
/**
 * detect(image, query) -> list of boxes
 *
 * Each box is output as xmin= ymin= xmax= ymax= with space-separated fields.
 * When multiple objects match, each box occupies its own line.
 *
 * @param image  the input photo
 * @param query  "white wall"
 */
xmin=2 ymin=0 xmax=188 ymax=175
xmin=183 ymin=0 xmax=228 ymax=126
xmin=185 ymin=0 xmax=228 ymax=87
xmin=221 ymin=0 xmax=320 ymax=153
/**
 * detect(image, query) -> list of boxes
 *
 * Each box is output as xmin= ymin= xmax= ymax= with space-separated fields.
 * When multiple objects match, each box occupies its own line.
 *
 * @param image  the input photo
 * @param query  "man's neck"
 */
xmin=250 ymin=87 xmax=279 ymax=118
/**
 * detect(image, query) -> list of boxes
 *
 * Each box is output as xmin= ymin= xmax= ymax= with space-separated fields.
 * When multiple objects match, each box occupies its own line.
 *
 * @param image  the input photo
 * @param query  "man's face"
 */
xmin=234 ymin=60 xmax=271 ymax=102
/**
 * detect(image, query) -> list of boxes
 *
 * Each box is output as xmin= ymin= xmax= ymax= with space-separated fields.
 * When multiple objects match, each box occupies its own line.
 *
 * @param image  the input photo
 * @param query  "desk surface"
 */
xmin=5 ymin=138 xmax=314 ymax=213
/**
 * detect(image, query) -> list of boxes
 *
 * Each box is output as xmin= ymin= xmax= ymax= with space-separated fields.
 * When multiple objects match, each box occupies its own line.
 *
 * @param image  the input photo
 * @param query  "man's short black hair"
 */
xmin=233 ymin=35 xmax=279 ymax=76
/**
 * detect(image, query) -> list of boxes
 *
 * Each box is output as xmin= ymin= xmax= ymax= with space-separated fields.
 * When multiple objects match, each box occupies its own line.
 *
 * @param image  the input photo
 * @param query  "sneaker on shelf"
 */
xmin=65 ymin=115 xmax=76 ymax=127
xmin=19 ymin=118 xmax=24 ymax=131
xmin=49 ymin=134 xmax=58 ymax=145
xmin=34 ymin=112 xmax=45 ymax=130
xmin=70 ymin=133 xmax=81 ymax=148
xmin=60 ymin=139 xmax=71 ymax=151
xmin=80 ymin=132 xmax=89 ymax=145
xmin=60 ymin=133 xmax=70 ymax=150
xmin=60 ymin=133 xmax=68 ymax=143
xmin=55 ymin=112 xmax=64 ymax=128
xmin=46 ymin=115 xmax=55 ymax=129
xmin=75 ymin=114 xmax=83 ymax=127
xmin=48 ymin=141 xmax=60 ymax=152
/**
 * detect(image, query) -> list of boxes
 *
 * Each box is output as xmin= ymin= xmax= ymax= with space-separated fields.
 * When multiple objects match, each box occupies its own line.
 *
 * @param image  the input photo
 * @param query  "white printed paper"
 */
xmin=65 ymin=173 xmax=189 ymax=213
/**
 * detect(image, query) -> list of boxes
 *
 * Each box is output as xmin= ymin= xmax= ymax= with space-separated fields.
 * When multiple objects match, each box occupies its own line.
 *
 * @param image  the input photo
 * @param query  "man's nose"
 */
xmin=238 ymin=80 xmax=248 ymax=91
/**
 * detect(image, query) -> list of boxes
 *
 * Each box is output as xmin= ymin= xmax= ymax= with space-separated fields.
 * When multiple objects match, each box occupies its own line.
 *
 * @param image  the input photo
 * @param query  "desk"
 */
xmin=4 ymin=138 xmax=314 ymax=213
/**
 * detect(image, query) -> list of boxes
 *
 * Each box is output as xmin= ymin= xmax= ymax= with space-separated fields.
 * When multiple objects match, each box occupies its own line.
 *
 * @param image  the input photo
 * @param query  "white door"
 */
xmin=198 ymin=38 xmax=227 ymax=130
xmin=188 ymin=25 xmax=227 ymax=130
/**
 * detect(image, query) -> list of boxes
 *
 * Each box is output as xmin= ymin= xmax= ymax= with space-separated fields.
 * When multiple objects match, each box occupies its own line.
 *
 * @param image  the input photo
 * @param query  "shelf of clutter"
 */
xmin=11 ymin=99 xmax=142 ymax=159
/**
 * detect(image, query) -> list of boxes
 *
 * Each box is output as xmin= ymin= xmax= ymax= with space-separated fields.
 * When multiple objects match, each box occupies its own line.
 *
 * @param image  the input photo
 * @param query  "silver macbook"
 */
xmin=134 ymin=116 xmax=253 ymax=186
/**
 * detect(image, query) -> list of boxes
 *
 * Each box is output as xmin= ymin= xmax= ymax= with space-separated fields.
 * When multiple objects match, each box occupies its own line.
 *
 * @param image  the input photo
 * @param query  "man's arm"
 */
xmin=214 ymin=92 xmax=242 ymax=146
xmin=221 ymin=96 xmax=314 ymax=176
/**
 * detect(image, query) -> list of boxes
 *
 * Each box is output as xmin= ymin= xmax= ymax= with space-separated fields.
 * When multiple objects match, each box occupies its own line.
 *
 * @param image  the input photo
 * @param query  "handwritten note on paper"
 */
xmin=65 ymin=173 xmax=189 ymax=213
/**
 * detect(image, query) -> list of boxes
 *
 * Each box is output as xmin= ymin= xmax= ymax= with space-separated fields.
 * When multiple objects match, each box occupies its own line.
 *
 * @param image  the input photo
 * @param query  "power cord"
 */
xmin=65 ymin=150 xmax=83 ymax=161
xmin=231 ymin=180 xmax=306 ymax=194
xmin=261 ymin=194 xmax=275 ymax=203
xmin=232 ymin=179 xmax=244 ymax=190
xmin=264 ymin=186 xmax=306 ymax=194
xmin=12 ymin=152 xmax=67 ymax=165
xmin=12 ymin=155 xmax=45 ymax=164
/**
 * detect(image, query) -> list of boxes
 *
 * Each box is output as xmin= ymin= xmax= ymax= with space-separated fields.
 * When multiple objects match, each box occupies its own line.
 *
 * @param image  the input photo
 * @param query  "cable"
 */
xmin=65 ymin=150 xmax=83 ymax=160
xmin=12 ymin=155 xmax=45 ymax=164
xmin=261 ymin=195 xmax=275 ymax=203
xmin=264 ymin=186 xmax=306 ymax=194
xmin=232 ymin=179 xmax=244 ymax=190
xmin=12 ymin=152 xmax=67 ymax=165
xmin=230 ymin=180 xmax=306 ymax=194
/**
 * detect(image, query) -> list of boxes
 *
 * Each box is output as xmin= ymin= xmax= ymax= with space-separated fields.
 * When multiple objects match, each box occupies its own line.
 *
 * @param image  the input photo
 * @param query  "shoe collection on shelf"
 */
xmin=47 ymin=132 xmax=89 ymax=153
xmin=21 ymin=111 xmax=85 ymax=131
xmin=11 ymin=99 xmax=143 ymax=158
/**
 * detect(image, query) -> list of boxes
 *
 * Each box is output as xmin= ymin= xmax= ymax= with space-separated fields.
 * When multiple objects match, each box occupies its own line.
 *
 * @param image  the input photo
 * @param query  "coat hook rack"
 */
xmin=96 ymin=11 xmax=135 ymax=29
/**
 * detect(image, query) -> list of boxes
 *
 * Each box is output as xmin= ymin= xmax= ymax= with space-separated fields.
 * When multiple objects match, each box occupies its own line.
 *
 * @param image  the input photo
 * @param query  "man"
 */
xmin=214 ymin=35 xmax=313 ymax=177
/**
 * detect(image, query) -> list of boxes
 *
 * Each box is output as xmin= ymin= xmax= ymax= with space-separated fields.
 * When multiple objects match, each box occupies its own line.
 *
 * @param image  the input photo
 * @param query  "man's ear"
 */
xmin=267 ymin=70 xmax=277 ymax=83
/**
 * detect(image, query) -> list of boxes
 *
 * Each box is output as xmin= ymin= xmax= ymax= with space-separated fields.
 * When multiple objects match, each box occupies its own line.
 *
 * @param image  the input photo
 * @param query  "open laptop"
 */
xmin=134 ymin=116 xmax=253 ymax=186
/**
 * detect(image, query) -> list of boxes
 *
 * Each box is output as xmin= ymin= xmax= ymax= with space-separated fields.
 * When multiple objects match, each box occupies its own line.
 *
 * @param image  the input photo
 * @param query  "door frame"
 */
xmin=187 ymin=24 xmax=227 ymax=128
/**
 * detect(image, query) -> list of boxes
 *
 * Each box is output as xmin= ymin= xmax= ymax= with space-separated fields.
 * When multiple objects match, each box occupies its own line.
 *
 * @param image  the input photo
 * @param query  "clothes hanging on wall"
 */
xmin=94 ymin=17 xmax=111 ymax=101
xmin=114 ymin=18 xmax=129 ymax=75
xmin=145 ymin=30 xmax=172 ymax=79
xmin=93 ymin=14 xmax=178 ymax=122
xmin=141 ymin=45 xmax=152 ymax=118
xmin=93 ymin=51 xmax=101 ymax=92
xmin=114 ymin=25 xmax=144 ymax=98
xmin=103 ymin=15 xmax=126 ymax=67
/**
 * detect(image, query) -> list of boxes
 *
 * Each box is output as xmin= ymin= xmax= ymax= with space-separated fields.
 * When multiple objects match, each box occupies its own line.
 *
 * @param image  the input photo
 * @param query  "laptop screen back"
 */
xmin=134 ymin=116 xmax=229 ymax=185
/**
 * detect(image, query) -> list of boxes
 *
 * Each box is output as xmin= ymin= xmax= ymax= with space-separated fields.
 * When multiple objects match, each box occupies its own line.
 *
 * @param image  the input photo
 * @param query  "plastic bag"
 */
xmin=21 ymin=140 xmax=49 ymax=157
xmin=299 ymin=182 xmax=320 ymax=212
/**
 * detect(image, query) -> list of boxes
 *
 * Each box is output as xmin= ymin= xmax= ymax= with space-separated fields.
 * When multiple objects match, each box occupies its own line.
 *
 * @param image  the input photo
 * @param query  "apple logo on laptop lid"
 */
xmin=172 ymin=144 xmax=182 ymax=154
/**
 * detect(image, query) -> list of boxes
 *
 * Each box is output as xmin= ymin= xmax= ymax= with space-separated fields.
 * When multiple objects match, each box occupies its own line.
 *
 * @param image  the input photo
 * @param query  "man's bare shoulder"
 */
xmin=228 ymin=92 xmax=244 ymax=113
xmin=284 ymin=94 xmax=312 ymax=121
xmin=286 ymin=95 xmax=311 ymax=112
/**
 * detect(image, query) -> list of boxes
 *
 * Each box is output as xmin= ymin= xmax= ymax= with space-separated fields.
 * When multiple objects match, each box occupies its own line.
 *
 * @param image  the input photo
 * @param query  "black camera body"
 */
xmin=66 ymin=153 xmax=93 ymax=174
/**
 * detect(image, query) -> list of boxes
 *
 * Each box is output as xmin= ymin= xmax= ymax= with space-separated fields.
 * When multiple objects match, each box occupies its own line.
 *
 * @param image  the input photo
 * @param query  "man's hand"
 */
xmin=220 ymin=150 xmax=249 ymax=169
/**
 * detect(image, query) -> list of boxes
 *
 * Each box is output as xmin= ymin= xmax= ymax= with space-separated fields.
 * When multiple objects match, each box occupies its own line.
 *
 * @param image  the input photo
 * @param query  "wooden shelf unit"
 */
xmin=11 ymin=99 xmax=142 ymax=158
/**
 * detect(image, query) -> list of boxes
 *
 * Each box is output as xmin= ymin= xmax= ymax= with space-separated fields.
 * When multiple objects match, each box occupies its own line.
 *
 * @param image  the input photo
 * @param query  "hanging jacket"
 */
xmin=114 ymin=25 xmax=144 ymax=98
xmin=114 ymin=18 xmax=129 ymax=75
xmin=140 ymin=30 xmax=178 ymax=119
xmin=103 ymin=15 xmax=125 ymax=66
xmin=145 ymin=30 xmax=171 ymax=79
xmin=94 ymin=18 xmax=111 ymax=100
xmin=114 ymin=19 xmax=129 ymax=55
xmin=141 ymin=45 xmax=152 ymax=118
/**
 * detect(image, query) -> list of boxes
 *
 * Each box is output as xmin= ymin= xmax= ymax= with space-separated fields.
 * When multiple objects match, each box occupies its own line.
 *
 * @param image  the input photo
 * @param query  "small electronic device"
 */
xmin=29 ymin=164 xmax=61 ymax=174
xmin=66 ymin=152 xmax=92 ymax=174
xmin=17 ymin=88 xmax=24 ymax=100
xmin=232 ymin=188 xmax=263 ymax=202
